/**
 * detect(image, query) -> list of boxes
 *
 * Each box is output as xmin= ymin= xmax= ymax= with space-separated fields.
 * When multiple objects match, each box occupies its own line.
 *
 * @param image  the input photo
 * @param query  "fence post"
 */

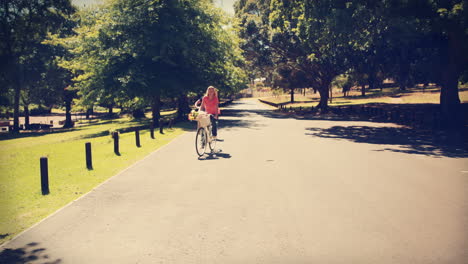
xmin=113 ymin=132 xmax=120 ymax=155
xmin=159 ymin=119 xmax=164 ymax=134
xmin=135 ymin=129 xmax=141 ymax=147
xmin=40 ymin=157 xmax=49 ymax=195
xmin=150 ymin=124 xmax=155 ymax=139
xmin=85 ymin=142 xmax=93 ymax=169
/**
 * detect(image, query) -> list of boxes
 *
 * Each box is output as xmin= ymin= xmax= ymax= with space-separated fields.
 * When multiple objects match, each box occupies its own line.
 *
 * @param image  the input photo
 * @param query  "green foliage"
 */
xmin=0 ymin=0 xmax=76 ymax=130
xmin=236 ymin=0 xmax=468 ymax=117
xmin=48 ymin=0 xmax=247 ymax=116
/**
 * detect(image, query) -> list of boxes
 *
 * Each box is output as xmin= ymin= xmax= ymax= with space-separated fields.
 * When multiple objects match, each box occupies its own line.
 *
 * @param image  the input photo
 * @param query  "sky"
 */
xmin=72 ymin=0 xmax=236 ymax=15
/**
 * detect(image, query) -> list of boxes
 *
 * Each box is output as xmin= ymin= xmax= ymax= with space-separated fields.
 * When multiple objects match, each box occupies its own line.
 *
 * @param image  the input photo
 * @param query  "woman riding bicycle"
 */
xmin=195 ymin=86 xmax=219 ymax=139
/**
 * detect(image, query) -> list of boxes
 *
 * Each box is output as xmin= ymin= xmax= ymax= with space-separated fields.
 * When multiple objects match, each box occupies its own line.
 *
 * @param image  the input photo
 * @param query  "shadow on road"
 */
xmin=306 ymin=125 xmax=468 ymax=158
xmin=224 ymin=100 xmax=468 ymax=158
xmin=198 ymin=150 xmax=232 ymax=161
xmin=218 ymin=109 xmax=267 ymax=130
xmin=0 ymin=242 xmax=61 ymax=264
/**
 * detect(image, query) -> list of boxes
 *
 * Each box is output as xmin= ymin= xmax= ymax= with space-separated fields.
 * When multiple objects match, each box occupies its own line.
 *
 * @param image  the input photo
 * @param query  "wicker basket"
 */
xmin=196 ymin=112 xmax=211 ymax=127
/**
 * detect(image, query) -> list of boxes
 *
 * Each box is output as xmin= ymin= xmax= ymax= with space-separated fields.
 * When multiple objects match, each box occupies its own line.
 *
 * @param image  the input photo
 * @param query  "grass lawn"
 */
xmin=0 ymin=113 xmax=193 ymax=245
xmin=260 ymin=85 xmax=468 ymax=109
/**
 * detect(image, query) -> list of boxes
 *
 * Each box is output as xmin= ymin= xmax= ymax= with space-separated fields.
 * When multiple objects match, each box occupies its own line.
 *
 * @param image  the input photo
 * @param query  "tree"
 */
xmin=429 ymin=0 xmax=468 ymax=127
xmin=346 ymin=0 xmax=468 ymax=127
xmin=271 ymin=0 xmax=353 ymax=110
xmin=0 ymin=0 xmax=75 ymax=132
xmin=50 ymin=0 xmax=247 ymax=126
xmin=235 ymin=0 xmax=274 ymax=87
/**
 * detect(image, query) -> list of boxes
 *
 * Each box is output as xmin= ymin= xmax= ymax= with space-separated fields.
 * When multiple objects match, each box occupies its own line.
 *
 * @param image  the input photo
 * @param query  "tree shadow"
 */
xmin=259 ymin=102 xmax=468 ymax=131
xmin=219 ymin=109 xmax=249 ymax=118
xmin=305 ymin=125 xmax=468 ymax=158
xmin=182 ymin=108 xmax=267 ymax=131
xmin=0 ymin=127 xmax=78 ymax=140
xmin=74 ymin=130 xmax=110 ymax=140
xmin=0 ymin=242 xmax=61 ymax=264
xmin=219 ymin=118 xmax=265 ymax=130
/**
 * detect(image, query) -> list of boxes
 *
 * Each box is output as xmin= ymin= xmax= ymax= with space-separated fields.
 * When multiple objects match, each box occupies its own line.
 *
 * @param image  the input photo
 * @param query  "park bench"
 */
xmin=0 ymin=120 xmax=10 ymax=132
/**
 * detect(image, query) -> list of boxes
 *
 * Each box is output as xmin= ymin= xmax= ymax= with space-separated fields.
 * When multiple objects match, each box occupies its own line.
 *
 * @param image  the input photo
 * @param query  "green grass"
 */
xmin=0 ymin=115 xmax=193 ymax=245
xmin=260 ymin=85 xmax=468 ymax=109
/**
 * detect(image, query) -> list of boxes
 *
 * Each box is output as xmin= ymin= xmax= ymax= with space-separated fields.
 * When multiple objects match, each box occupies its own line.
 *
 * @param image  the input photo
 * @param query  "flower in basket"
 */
xmin=188 ymin=110 xmax=198 ymax=121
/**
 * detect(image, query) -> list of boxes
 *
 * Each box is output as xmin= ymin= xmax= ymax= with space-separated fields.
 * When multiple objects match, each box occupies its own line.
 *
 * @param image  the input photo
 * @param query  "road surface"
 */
xmin=1 ymin=99 xmax=467 ymax=263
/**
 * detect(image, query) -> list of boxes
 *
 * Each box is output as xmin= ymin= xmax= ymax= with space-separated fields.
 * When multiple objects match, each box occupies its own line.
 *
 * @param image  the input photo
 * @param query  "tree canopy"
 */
xmin=235 ymin=0 xmax=468 ymax=126
xmin=1 ymin=0 xmax=76 ymax=131
xmin=48 ymin=0 xmax=247 ymax=124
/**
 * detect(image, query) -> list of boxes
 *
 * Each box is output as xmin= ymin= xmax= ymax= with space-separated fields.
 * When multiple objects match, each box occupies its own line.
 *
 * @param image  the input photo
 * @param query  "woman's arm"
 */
xmin=194 ymin=99 xmax=201 ymax=108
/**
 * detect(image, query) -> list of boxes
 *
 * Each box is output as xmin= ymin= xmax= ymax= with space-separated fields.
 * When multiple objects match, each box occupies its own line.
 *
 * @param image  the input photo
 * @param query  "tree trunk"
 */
xmin=440 ymin=32 xmax=462 ymax=129
xmin=316 ymin=86 xmax=329 ymax=111
xmin=63 ymin=98 xmax=73 ymax=128
xmin=86 ymin=107 xmax=93 ymax=119
xmin=151 ymin=93 xmax=161 ymax=127
xmin=361 ymin=84 xmax=366 ymax=97
xmin=399 ymin=48 xmax=409 ymax=91
xmin=290 ymin=88 xmax=294 ymax=103
xmin=13 ymin=69 xmax=21 ymax=133
xmin=176 ymin=93 xmax=190 ymax=121
xmin=108 ymin=106 xmax=113 ymax=117
xmin=440 ymin=70 xmax=460 ymax=128
xmin=24 ymin=105 xmax=29 ymax=129
xmin=368 ymin=71 xmax=375 ymax=90
xmin=399 ymin=80 xmax=406 ymax=91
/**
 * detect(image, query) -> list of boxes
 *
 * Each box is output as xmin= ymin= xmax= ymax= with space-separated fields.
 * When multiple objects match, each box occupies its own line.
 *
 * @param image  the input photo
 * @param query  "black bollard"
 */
xmin=85 ymin=142 xmax=93 ymax=169
xmin=40 ymin=157 xmax=49 ymax=195
xmin=150 ymin=126 xmax=155 ymax=139
xmin=113 ymin=132 xmax=120 ymax=155
xmin=135 ymin=129 xmax=141 ymax=147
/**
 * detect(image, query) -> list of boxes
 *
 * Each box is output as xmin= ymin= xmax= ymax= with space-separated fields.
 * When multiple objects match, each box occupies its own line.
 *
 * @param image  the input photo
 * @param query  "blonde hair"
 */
xmin=204 ymin=86 xmax=218 ymax=98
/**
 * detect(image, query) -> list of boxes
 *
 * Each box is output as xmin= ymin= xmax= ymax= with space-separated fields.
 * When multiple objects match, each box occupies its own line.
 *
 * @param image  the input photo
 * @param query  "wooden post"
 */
xmin=135 ymin=129 xmax=141 ymax=147
xmin=150 ymin=125 xmax=155 ymax=139
xmin=40 ymin=157 xmax=49 ymax=195
xmin=113 ymin=132 xmax=120 ymax=155
xmin=85 ymin=142 xmax=93 ymax=170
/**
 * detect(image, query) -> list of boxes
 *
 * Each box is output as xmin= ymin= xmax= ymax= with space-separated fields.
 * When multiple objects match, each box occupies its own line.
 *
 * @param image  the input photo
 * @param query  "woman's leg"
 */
xmin=210 ymin=115 xmax=217 ymax=137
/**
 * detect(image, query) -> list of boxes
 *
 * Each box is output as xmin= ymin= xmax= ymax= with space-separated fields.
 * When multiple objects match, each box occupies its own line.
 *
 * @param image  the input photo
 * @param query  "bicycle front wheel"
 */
xmin=195 ymin=127 xmax=207 ymax=156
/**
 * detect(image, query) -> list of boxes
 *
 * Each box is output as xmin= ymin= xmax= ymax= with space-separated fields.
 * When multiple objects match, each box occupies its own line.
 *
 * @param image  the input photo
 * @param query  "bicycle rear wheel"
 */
xmin=195 ymin=127 xmax=207 ymax=156
xmin=208 ymin=125 xmax=216 ymax=152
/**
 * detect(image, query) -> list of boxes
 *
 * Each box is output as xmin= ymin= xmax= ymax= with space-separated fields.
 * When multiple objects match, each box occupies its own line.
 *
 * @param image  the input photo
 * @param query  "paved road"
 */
xmin=1 ymin=99 xmax=467 ymax=263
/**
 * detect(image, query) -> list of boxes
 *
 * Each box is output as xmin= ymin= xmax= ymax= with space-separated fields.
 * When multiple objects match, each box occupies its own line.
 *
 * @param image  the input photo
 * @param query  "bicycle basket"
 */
xmin=196 ymin=112 xmax=211 ymax=127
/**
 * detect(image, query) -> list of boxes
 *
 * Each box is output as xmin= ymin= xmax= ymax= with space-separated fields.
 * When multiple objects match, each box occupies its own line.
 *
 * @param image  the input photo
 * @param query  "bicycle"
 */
xmin=190 ymin=110 xmax=216 ymax=156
